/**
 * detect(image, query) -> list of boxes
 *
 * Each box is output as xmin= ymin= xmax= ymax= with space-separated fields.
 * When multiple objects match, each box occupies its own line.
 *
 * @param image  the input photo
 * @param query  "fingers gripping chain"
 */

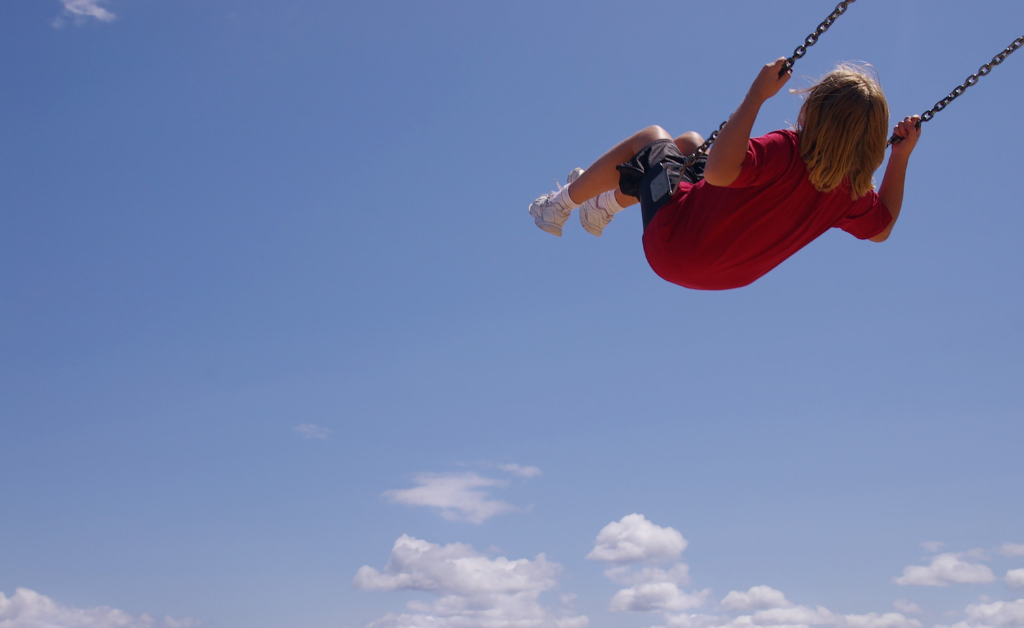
xmin=684 ymin=1 xmax=857 ymax=167
xmin=889 ymin=35 xmax=1024 ymax=145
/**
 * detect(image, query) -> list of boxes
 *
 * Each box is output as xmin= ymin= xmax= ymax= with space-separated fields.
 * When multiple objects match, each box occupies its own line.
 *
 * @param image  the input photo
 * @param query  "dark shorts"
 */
xmin=616 ymin=139 xmax=707 ymax=230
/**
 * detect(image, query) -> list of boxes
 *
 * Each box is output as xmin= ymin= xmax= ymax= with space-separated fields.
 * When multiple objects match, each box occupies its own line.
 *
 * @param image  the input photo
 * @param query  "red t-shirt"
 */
xmin=642 ymin=129 xmax=892 ymax=290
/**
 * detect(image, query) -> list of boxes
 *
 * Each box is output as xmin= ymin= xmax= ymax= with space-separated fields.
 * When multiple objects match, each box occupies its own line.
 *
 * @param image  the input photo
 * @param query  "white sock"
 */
xmin=553 ymin=186 xmax=580 ymax=211
xmin=594 ymin=190 xmax=625 ymax=214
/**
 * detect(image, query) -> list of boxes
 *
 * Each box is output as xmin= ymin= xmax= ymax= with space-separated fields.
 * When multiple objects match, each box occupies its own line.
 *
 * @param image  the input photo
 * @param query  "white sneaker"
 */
xmin=529 ymin=168 xmax=584 ymax=237
xmin=579 ymin=190 xmax=618 ymax=237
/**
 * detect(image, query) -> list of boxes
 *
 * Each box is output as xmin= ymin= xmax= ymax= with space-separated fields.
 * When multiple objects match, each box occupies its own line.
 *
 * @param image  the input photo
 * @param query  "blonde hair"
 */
xmin=795 ymin=64 xmax=889 ymax=199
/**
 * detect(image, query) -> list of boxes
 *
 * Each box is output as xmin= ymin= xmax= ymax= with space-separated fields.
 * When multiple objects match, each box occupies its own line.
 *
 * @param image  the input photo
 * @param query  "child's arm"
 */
xmin=870 ymin=116 xmax=922 ymax=242
xmin=704 ymin=58 xmax=792 ymax=187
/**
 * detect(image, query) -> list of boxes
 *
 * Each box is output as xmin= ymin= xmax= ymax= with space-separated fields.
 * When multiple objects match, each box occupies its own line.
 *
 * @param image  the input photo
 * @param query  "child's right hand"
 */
xmin=748 ymin=58 xmax=792 ymax=103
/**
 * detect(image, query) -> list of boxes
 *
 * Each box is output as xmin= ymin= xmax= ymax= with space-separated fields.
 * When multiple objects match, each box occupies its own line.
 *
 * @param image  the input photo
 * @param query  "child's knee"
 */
xmin=632 ymin=126 xmax=673 ymax=153
xmin=674 ymin=132 xmax=705 ymax=156
xmin=640 ymin=125 xmax=673 ymax=143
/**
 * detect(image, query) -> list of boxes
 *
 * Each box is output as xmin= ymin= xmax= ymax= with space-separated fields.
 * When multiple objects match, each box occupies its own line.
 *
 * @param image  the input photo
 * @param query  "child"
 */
xmin=529 ymin=57 xmax=922 ymax=291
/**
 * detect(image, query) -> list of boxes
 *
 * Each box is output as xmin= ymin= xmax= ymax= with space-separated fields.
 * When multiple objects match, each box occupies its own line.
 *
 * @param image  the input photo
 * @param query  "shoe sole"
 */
xmin=534 ymin=220 xmax=563 ymax=237
xmin=580 ymin=204 xmax=610 ymax=237
xmin=580 ymin=220 xmax=604 ymax=237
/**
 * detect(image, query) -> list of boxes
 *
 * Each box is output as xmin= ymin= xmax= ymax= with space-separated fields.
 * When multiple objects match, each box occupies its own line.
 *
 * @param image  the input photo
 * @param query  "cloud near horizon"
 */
xmin=893 ymin=552 xmax=996 ymax=587
xmin=720 ymin=586 xmax=793 ymax=612
xmin=0 ymin=588 xmax=198 ymax=628
xmin=353 ymin=535 xmax=587 ymax=628
xmin=589 ymin=515 xmax=708 ymax=615
xmin=936 ymin=599 xmax=1024 ymax=628
xmin=353 ymin=521 xmax=1024 ymax=628
xmin=660 ymin=604 xmax=924 ymax=628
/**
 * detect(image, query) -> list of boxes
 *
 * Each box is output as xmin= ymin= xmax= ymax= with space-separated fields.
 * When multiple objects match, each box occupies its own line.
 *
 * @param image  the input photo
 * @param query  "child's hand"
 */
xmin=748 ymin=58 xmax=792 ymax=103
xmin=890 ymin=115 xmax=922 ymax=157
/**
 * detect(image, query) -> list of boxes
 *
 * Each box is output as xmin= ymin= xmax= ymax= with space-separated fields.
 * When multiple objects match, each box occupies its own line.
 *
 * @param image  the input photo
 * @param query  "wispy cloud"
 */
xmin=604 ymin=564 xmax=691 ymax=587
xmin=0 ymin=588 xmax=198 ymax=628
xmin=1008 ymin=569 xmax=1024 ymax=590
xmin=497 ymin=463 xmax=542 ymax=479
xmin=609 ymin=583 xmax=710 ymax=613
xmin=54 ymin=0 xmax=115 ymax=27
xmin=893 ymin=599 xmax=923 ymax=614
xmin=383 ymin=472 xmax=516 ymax=524
xmin=293 ymin=424 xmax=331 ymax=440
xmin=1001 ymin=543 xmax=1024 ymax=557
xmin=353 ymin=535 xmax=587 ymax=627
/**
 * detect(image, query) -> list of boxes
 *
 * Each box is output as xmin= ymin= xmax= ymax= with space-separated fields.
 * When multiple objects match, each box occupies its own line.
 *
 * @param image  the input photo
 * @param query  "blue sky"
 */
xmin=1 ymin=1 xmax=1023 ymax=627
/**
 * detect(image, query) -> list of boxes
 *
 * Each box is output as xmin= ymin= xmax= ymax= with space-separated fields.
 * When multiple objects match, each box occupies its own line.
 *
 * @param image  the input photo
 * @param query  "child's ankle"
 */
xmin=555 ymin=187 xmax=580 ymax=211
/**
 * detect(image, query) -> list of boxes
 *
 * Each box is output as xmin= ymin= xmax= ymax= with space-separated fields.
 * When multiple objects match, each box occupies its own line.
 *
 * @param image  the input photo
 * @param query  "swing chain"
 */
xmin=683 ymin=0 xmax=856 ymax=167
xmin=890 ymin=34 xmax=1024 ymax=145
xmin=683 ymin=120 xmax=727 ymax=168
xmin=780 ymin=0 xmax=855 ymax=76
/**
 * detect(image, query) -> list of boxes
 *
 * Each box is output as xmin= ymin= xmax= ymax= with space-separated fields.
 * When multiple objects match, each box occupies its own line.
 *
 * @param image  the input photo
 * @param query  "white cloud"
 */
xmin=892 ymin=600 xmax=922 ymax=614
xmin=841 ymin=613 xmax=922 ymax=628
xmin=0 ymin=588 xmax=198 ymax=628
xmin=383 ymin=473 xmax=516 ymax=524
xmin=353 ymin=535 xmax=587 ymax=628
xmin=294 ymin=423 xmax=331 ymax=440
xmin=721 ymin=586 xmax=792 ymax=612
xmin=894 ymin=553 xmax=996 ymax=586
xmin=658 ymin=606 xmax=920 ymax=628
xmin=592 ymin=520 xmax=703 ymax=616
xmin=661 ymin=613 xmax=735 ymax=628
xmin=498 ymin=463 xmax=542 ymax=479
xmin=753 ymin=604 xmax=840 ymax=626
xmin=56 ymin=0 xmax=115 ymax=25
xmin=960 ymin=599 xmax=1024 ymax=628
xmin=741 ymin=605 xmax=922 ymax=628
xmin=921 ymin=541 xmax=947 ymax=553
xmin=1001 ymin=545 xmax=1024 ymax=558
xmin=353 ymin=535 xmax=557 ymax=596
xmin=1007 ymin=570 xmax=1024 ymax=590
xmin=608 ymin=583 xmax=710 ymax=613
xmin=587 ymin=514 xmax=688 ymax=564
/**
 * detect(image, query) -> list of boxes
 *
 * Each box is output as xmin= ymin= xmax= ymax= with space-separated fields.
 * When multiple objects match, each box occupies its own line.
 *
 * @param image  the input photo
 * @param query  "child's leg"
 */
xmin=576 ymin=130 xmax=705 ymax=237
xmin=568 ymin=128 xmax=705 ymax=207
xmin=674 ymin=131 xmax=704 ymax=157
xmin=566 ymin=126 xmax=673 ymax=205
xmin=529 ymin=127 xmax=704 ymax=237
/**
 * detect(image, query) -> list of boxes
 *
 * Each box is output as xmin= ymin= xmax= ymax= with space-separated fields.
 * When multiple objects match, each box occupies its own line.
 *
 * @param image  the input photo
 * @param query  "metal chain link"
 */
xmin=780 ymin=0 xmax=855 ymax=76
xmin=683 ymin=0 xmax=857 ymax=167
xmin=890 ymin=34 xmax=1024 ymax=145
